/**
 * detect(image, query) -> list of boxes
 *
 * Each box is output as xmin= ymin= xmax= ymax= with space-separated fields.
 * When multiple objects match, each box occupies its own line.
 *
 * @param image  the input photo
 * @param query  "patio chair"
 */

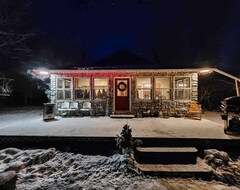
xmin=187 ymin=103 xmax=202 ymax=120
xmin=56 ymin=101 xmax=70 ymax=117
xmin=80 ymin=101 xmax=91 ymax=116
xmin=69 ymin=101 xmax=79 ymax=116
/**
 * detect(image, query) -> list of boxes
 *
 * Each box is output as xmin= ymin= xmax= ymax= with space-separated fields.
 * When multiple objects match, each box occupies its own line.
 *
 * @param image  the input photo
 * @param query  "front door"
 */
xmin=114 ymin=78 xmax=130 ymax=112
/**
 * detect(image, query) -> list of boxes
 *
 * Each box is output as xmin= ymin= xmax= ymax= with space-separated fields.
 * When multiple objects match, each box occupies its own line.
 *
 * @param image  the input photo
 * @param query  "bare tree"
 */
xmin=0 ymin=0 xmax=35 ymax=64
xmin=198 ymin=86 xmax=217 ymax=110
xmin=0 ymin=74 xmax=14 ymax=97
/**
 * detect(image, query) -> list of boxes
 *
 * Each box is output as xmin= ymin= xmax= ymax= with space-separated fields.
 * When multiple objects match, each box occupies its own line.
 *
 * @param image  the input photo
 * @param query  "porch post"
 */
xmin=235 ymin=79 xmax=240 ymax=97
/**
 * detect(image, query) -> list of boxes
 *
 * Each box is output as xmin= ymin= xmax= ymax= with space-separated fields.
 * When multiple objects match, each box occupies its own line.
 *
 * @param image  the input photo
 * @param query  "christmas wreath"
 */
xmin=117 ymin=82 xmax=127 ymax=91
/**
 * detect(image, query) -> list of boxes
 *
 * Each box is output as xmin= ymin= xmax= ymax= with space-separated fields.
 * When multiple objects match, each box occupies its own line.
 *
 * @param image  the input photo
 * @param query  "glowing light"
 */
xmin=199 ymin=69 xmax=211 ymax=73
xmin=39 ymin=71 xmax=50 ymax=75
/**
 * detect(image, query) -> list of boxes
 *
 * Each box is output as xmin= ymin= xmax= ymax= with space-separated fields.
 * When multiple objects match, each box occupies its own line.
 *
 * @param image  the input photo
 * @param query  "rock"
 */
xmin=0 ymin=171 xmax=17 ymax=190
xmin=204 ymin=149 xmax=229 ymax=164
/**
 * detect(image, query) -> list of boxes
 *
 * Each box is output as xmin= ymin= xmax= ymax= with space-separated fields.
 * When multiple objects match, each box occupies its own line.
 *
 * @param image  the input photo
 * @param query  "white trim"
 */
xmin=113 ymin=77 xmax=131 ymax=112
xmin=154 ymin=76 xmax=172 ymax=100
xmin=74 ymin=77 xmax=91 ymax=100
xmin=56 ymin=77 xmax=73 ymax=100
xmin=135 ymin=76 xmax=153 ymax=101
xmin=93 ymin=77 xmax=109 ymax=100
xmin=173 ymin=76 xmax=192 ymax=101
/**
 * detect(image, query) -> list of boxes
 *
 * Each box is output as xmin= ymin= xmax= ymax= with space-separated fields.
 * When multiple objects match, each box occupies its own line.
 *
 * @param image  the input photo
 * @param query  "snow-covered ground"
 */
xmin=0 ymin=107 xmax=239 ymax=189
xmin=0 ymin=148 xmax=239 ymax=190
xmin=0 ymin=107 xmax=230 ymax=139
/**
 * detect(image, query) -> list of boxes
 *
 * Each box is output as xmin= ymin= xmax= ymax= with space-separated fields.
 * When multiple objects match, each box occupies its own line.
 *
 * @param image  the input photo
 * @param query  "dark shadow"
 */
xmin=43 ymin=118 xmax=59 ymax=122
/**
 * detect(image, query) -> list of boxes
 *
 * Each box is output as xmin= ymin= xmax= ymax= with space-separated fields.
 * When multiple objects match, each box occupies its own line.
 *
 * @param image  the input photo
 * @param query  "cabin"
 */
xmin=39 ymin=50 xmax=202 ymax=117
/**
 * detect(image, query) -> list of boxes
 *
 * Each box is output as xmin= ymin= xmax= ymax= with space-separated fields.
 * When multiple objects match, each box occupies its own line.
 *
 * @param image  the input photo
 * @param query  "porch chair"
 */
xmin=69 ymin=101 xmax=79 ymax=116
xmin=57 ymin=101 xmax=70 ymax=116
xmin=80 ymin=101 xmax=91 ymax=116
xmin=187 ymin=103 xmax=202 ymax=120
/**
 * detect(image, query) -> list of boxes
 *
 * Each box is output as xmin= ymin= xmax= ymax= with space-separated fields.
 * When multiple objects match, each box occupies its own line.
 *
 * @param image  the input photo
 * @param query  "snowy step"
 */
xmin=110 ymin=114 xmax=135 ymax=118
xmin=134 ymin=157 xmax=212 ymax=179
xmin=134 ymin=147 xmax=198 ymax=164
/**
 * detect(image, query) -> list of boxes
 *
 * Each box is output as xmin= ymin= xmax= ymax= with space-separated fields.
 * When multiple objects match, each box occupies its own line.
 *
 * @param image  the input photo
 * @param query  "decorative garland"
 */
xmin=117 ymin=82 xmax=127 ymax=91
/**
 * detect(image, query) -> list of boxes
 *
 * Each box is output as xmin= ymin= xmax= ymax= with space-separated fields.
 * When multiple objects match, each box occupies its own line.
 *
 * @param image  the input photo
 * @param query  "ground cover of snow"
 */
xmin=0 ymin=148 xmax=239 ymax=190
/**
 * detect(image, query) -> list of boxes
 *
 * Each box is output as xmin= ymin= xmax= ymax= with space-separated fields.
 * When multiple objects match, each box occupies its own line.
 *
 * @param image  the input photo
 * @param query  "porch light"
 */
xmin=199 ymin=69 xmax=212 ymax=74
xmin=39 ymin=70 xmax=50 ymax=75
xmin=32 ymin=68 xmax=50 ymax=77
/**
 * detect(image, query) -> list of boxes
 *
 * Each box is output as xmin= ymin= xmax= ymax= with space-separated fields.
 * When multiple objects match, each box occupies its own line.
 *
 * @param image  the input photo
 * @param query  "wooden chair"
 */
xmin=187 ymin=103 xmax=202 ymax=120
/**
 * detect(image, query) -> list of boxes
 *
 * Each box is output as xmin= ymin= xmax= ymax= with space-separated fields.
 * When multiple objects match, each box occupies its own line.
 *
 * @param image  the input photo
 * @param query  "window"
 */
xmin=136 ymin=77 xmax=152 ymax=100
xmin=155 ymin=77 xmax=171 ymax=100
xmin=174 ymin=76 xmax=191 ymax=100
xmin=56 ymin=78 xmax=72 ymax=100
xmin=75 ymin=78 xmax=90 ymax=99
xmin=93 ymin=78 xmax=108 ymax=99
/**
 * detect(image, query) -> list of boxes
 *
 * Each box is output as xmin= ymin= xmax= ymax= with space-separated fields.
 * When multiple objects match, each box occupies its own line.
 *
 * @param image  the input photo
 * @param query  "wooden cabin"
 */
xmin=44 ymin=50 xmax=200 ymax=117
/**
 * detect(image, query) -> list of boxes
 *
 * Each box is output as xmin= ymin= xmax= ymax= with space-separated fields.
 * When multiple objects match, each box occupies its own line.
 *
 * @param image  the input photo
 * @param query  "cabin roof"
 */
xmin=93 ymin=49 xmax=157 ymax=69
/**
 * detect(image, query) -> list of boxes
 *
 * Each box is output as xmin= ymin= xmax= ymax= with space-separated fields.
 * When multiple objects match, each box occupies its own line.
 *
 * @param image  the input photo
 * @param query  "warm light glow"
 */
xmin=199 ymin=69 xmax=211 ymax=73
xmin=39 ymin=70 xmax=50 ymax=75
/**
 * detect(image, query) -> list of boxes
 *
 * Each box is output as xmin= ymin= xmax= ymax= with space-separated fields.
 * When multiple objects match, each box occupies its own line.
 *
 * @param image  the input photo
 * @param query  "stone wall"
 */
xmin=49 ymin=71 xmax=198 ymax=116
xmin=50 ymin=74 xmax=57 ymax=103
xmin=191 ymin=73 xmax=198 ymax=102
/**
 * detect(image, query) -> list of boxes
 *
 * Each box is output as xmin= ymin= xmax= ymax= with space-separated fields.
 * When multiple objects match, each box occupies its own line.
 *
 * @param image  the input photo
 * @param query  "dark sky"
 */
xmin=3 ymin=0 xmax=240 ymax=71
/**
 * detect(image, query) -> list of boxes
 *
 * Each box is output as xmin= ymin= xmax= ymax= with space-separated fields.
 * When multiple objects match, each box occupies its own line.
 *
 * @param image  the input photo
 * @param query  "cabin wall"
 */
xmin=50 ymin=74 xmax=57 ymax=103
xmin=50 ymin=71 xmax=198 ymax=116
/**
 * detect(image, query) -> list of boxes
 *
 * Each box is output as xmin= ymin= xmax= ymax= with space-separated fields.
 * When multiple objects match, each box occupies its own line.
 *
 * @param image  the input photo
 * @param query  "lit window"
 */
xmin=75 ymin=78 xmax=90 ymax=100
xmin=93 ymin=78 xmax=108 ymax=99
xmin=136 ymin=77 xmax=152 ymax=100
xmin=56 ymin=78 xmax=72 ymax=100
xmin=155 ymin=77 xmax=171 ymax=100
xmin=174 ymin=77 xmax=191 ymax=100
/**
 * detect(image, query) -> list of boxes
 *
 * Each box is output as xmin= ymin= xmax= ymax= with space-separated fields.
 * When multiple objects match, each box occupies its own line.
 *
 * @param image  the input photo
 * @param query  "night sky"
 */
xmin=2 ymin=0 xmax=240 ymax=72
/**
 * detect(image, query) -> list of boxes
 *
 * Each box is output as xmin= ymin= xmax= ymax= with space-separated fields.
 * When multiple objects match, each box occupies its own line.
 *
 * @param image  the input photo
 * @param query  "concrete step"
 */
xmin=134 ymin=157 xmax=212 ymax=180
xmin=134 ymin=147 xmax=198 ymax=164
xmin=110 ymin=114 xmax=135 ymax=118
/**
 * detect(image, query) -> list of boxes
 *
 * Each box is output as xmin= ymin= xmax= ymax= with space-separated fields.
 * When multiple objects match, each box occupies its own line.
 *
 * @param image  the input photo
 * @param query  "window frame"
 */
xmin=174 ymin=76 xmax=191 ymax=101
xmin=154 ymin=77 xmax=171 ymax=100
xmin=74 ymin=77 xmax=91 ymax=100
xmin=56 ymin=77 xmax=73 ymax=100
xmin=93 ymin=77 xmax=109 ymax=100
xmin=136 ymin=77 xmax=153 ymax=100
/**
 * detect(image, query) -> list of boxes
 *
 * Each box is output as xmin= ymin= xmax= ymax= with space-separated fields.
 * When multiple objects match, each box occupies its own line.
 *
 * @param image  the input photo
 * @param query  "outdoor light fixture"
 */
xmin=32 ymin=68 xmax=50 ymax=78
xmin=39 ymin=70 xmax=50 ymax=75
xmin=199 ymin=67 xmax=240 ymax=97
xmin=199 ymin=69 xmax=212 ymax=74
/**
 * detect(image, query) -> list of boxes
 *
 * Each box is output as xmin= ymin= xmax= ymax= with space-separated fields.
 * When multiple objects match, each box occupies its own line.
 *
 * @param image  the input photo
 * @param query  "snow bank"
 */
xmin=204 ymin=149 xmax=240 ymax=186
xmin=0 ymin=148 xmax=166 ymax=190
xmin=0 ymin=148 xmax=239 ymax=190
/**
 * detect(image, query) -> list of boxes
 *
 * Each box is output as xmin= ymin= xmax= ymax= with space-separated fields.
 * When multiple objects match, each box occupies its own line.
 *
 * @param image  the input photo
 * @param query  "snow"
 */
xmin=0 ymin=148 xmax=239 ymax=190
xmin=0 ymin=107 xmax=230 ymax=139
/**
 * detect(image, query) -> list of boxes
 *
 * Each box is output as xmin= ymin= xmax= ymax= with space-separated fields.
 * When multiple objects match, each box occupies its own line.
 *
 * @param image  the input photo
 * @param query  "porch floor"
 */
xmin=0 ymin=107 xmax=232 ymax=139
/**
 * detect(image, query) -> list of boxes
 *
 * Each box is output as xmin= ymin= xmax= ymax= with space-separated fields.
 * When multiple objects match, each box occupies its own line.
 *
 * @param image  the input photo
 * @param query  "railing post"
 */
xmin=235 ymin=79 xmax=240 ymax=97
